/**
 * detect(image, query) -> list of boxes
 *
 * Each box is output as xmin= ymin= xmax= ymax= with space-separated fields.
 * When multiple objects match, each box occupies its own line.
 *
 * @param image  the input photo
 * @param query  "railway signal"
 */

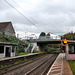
xmin=64 ymin=39 xmax=67 ymax=43
xmin=61 ymin=36 xmax=62 ymax=40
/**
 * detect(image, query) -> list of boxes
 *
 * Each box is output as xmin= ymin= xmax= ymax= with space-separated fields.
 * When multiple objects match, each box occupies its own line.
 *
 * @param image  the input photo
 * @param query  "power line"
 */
xmin=4 ymin=0 xmax=42 ymax=32
xmin=4 ymin=0 xmax=64 ymax=35
xmin=13 ymin=0 xmax=38 ymax=24
xmin=12 ymin=0 xmax=44 ymax=32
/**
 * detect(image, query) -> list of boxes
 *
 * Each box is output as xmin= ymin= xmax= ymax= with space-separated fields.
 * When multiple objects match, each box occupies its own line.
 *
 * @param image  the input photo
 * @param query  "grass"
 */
xmin=17 ymin=52 xmax=29 ymax=56
xmin=33 ymin=50 xmax=46 ymax=53
xmin=68 ymin=61 xmax=75 ymax=75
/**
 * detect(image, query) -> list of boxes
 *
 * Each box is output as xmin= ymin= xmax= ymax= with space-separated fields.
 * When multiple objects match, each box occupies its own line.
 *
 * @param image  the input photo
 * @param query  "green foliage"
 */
xmin=68 ymin=61 xmax=75 ymax=75
xmin=63 ymin=32 xmax=75 ymax=40
xmin=46 ymin=33 xmax=50 ymax=36
xmin=45 ymin=45 xmax=56 ymax=52
xmin=0 ymin=34 xmax=28 ymax=53
xmin=33 ymin=50 xmax=45 ymax=53
xmin=33 ymin=50 xmax=40 ymax=53
xmin=40 ymin=32 xmax=46 ymax=36
xmin=17 ymin=52 xmax=29 ymax=56
xmin=18 ymin=46 xmax=25 ymax=53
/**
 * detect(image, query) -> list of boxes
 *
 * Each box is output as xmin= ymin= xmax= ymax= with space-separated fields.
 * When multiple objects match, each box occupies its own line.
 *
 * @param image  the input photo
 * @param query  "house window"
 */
xmin=69 ymin=45 xmax=75 ymax=54
xmin=0 ymin=46 xmax=4 ymax=53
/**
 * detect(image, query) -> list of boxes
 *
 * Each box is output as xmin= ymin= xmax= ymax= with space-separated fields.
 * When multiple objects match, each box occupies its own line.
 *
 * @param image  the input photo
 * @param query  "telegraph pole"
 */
xmin=17 ymin=34 xmax=19 ymax=38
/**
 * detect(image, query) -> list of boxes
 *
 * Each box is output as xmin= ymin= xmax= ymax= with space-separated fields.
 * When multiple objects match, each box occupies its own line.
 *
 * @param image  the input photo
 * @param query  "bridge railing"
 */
xmin=29 ymin=36 xmax=61 ymax=42
xmin=39 ymin=36 xmax=51 ymax=41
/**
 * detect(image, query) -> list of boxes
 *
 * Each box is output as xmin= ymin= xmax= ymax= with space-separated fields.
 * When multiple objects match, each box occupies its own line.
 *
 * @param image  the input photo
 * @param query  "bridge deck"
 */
xmin=31 ymin=39 xmax=75 ymax=44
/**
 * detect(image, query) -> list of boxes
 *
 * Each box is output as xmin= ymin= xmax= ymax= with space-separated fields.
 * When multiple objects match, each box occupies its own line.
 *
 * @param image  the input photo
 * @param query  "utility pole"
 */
xmin=17 ymin=34 xmax=19 ymax=38
xmin=25 ymin=32 xmax=26 ymax=40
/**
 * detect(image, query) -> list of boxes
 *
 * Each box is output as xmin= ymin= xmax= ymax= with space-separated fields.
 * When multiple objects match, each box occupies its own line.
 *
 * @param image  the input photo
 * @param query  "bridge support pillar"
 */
xmin=65 ymin=43 xmax=69 ymax=60
xmin=37 ymin=43 xmax=46 ymax=52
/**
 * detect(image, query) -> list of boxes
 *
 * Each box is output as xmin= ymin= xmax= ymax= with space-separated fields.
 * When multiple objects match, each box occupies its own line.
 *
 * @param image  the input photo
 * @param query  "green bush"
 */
xmin=17 ymin=52 xmax=29 ymax=56
xmin=45 ymin=45 xmax=56 ymax=52
xmin=0 ymin=34 xmax=28 ymax=53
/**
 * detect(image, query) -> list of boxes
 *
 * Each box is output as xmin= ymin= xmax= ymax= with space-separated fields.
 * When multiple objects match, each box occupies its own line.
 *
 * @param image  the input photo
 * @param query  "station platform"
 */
xmin=0 ymin=53 xmax=40 ymax=61
xmin=47 ymin=53 xmax=73 ymax=75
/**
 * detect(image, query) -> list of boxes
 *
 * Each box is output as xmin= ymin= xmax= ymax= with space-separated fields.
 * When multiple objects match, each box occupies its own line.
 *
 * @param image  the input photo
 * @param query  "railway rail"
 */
xmin=25 ymin=54 xmax=58 ymax=75
xmin=0 ymin=54 xmax=58 ymax=75
xmin=0 ymin=54 xmax=46 ymax=75
xmin=0 ymin=53 xmax=42 ymax=65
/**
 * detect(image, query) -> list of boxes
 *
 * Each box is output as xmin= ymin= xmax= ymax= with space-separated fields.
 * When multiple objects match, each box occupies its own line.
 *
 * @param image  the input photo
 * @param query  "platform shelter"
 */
xmin=0 ymin=42 xmax=17 ymax=58
xmin=60 ymin=39 xmax=75 ymax=60
xmin=65 ymin=43 xmax=75 ymax=60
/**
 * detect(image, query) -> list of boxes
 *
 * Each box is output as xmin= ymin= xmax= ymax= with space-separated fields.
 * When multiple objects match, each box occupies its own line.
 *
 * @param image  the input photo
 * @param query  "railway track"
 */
xmin=25 ymin=54 xmax=57 ymax=75
xmin=1 ymin=54 xmax=58 ymax=75
xmin=0 ymin=54 xmax=46 ymax=75
xmin=0 ymin=53 xmax=42 ymax=66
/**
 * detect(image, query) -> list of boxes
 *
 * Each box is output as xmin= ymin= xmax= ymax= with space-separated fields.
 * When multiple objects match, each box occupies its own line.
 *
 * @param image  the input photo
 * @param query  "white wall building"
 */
xmin=0 ymin=42 xmax=17 ymax=58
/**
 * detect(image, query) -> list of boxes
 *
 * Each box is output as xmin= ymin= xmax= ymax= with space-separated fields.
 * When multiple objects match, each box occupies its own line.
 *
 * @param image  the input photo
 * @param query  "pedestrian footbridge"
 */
xmin=29 ymin=36 xmax=75 ymax=44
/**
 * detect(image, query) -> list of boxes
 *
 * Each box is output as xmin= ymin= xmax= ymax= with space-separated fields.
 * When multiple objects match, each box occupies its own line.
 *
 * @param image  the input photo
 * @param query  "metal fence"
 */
xmin=29 ymin=36 xmax=61 ymax=42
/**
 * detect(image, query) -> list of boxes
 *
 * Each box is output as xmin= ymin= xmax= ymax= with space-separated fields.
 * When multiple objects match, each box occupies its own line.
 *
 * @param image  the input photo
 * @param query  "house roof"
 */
xmin=0 ymin=42 xmax=18 ymax=46
xmin=0 ymin=22 xmax=11 ymax=31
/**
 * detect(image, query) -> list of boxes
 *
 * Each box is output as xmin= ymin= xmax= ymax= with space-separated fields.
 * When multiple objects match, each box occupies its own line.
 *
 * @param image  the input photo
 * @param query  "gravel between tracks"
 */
xmin=3 ymin=54 xmax=56 ymax=75
xmin=27 ymin=54 xmax=57 ymax=75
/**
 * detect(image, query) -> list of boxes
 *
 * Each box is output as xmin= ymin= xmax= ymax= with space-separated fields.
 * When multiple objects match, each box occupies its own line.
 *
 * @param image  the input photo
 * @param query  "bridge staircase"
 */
xmin=25 ymin=43 xmax=37 ymax=53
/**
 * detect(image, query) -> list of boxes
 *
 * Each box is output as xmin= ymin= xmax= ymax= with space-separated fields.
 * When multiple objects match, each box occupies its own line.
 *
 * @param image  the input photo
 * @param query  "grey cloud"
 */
xmin=0 ymin=0 xmax=75 ymax=37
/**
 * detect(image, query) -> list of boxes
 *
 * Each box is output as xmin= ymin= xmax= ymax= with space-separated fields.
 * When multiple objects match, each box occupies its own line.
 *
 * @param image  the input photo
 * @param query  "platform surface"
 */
xmin=0 ymin=53 xmax=39 ymax=61
xmin=47 ymin=53 xmax=73 ymax=75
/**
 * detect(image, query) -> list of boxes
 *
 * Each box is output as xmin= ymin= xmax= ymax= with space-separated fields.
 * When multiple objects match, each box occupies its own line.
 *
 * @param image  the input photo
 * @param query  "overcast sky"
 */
xmin=0 ymin=0 xmax=75 ymax=38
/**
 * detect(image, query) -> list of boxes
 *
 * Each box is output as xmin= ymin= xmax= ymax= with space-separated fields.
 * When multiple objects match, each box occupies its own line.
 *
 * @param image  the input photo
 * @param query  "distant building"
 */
xmin=47 ymin=33 xmax=61 ymax=40
xmin=0 ymin=22 xmax=15 ymax=36
xmin=38 ymin=33 xmax=61 ymax=40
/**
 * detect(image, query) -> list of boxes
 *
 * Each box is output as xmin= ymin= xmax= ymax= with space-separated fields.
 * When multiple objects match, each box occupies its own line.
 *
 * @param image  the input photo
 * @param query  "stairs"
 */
xmin=25 ymin=43 xmax=37 ymax=53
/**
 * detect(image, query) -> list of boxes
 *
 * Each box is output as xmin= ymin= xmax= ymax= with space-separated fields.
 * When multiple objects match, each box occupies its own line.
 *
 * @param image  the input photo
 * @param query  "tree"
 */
xmin=63 ymin=32 xmax=75 ymax=40
xmin=46 ymin=33 xmax=50 ymax=36
xmin=45 ymin=45 xmax=56 ymax=53
xmin=40 ymin=32 xmax=46 ymax=36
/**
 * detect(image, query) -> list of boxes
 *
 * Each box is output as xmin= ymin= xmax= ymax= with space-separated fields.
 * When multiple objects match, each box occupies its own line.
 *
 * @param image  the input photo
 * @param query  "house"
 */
xmin=0 ymin=42 xmax=17 ymax=58
xmin=0 ymin=22 xmax=15 ymax=36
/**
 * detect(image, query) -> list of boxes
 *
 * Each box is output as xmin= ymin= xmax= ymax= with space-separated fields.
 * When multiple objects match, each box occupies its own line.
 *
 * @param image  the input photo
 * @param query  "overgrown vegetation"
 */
xmin=17 ymin=52 xmax=29 ymax=56
xmin=63 ymin=31 xmax=75 ymax=40
xmin=44 ymin=44 xmax=60 ymax=53
xmin=33 ymin=50 xmax=45 ymax=53
xmin=68 ymin=61 xmax=75 ymax=75
xmin=0 ymin=34 xmax=28 ymax=53
xmin=45 ymin=45 xmax=56 ymax=52
xmin=39 ymin=32 xmax=46 ymax=36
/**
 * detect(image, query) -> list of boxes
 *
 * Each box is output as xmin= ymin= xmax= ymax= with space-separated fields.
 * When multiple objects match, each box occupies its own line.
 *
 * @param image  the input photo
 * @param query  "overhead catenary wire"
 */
xmin=4 ymin=0 xmax=42 ymax=32
xmin=4 ymin=0 xmax=64 ymax=35
xmin=13 ymin=0 xmax=44 ymax=31
xmin=13 ymin=0 xmax=38 ymax=24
